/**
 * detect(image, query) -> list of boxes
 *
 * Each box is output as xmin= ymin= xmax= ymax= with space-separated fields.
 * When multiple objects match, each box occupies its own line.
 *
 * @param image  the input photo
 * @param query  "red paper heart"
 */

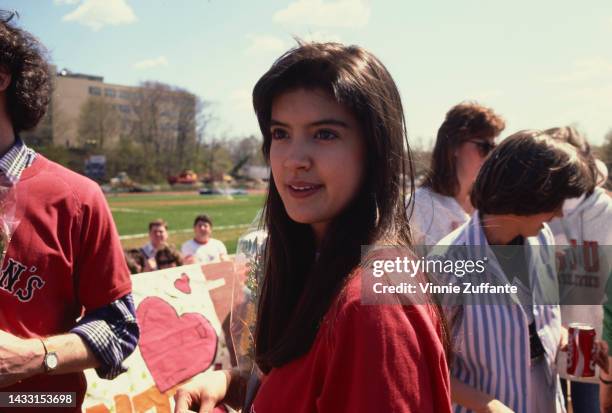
xmin=174 ymin=273 xmax=191 ymax=294
xmin=136 ymin=297 xmax=218 ymax=392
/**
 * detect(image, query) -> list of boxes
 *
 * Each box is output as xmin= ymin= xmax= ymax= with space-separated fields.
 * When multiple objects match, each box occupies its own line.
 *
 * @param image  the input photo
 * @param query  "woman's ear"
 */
xmin=0 ymin=66 xmax=11 ymax=93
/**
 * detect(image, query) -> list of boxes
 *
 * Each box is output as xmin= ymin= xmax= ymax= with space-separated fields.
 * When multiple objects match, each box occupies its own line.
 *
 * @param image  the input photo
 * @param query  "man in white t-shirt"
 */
xmin=181 ymin=214 xmax=228 ymax=264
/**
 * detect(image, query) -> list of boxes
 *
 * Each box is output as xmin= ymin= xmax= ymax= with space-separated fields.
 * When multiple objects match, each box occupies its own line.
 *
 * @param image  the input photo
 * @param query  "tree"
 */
xmin=174 ymin=93 xmax=197 ymax=171
xmin=127 ymin=82 xmax=202 ymax=180
xmin=77 ymin=97 xmax=119 ymax=150
xmin=409 ymin=136 xmax=433 ymax=181
xmin=200 ymin=137 xmax=233 ymax=180
xmin=227 ymin=135 xmax=265 ymax=176
xmin=105 ymin=137 xmax=150 ymax=181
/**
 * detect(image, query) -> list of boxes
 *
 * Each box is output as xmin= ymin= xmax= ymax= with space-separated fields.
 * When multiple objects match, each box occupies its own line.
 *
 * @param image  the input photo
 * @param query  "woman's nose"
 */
xmin=283 ymin=138 xmax=312 ymax=171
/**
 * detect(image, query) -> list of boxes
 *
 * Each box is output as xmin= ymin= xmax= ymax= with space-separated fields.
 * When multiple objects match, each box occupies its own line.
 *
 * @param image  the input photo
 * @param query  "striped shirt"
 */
xmin=0 ymin=136 xmax=37 ymax=181
xmin=0 ymin=138 xmax=139 ymax=379
xmin=435 ymin=212 xmax=565 ymax=413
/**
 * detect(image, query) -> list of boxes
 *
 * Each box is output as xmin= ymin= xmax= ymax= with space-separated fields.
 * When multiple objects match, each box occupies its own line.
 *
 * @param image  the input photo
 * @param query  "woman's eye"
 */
xmin=271 ymin=129 xmax=288 ymax=140
xmin=314 ymin=129 xmax=338 ymax=141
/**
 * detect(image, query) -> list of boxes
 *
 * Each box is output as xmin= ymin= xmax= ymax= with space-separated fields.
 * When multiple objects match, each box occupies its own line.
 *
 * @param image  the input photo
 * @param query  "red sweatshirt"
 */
xmin=252 ymin=275 xmax=451 ymax=413
xmin=0 ymin=156 xmax=132 ymax=411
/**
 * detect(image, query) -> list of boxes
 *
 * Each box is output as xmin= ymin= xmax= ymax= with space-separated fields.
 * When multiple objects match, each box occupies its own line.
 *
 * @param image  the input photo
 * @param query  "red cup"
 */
xmin=567 ymin=322 xmax=597 ymax=377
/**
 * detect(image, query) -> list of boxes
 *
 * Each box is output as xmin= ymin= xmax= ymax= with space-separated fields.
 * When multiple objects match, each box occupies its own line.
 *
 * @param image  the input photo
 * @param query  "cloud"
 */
xmin=62 ymin=0 xmax=137 ymax=31
xmin=244 ymin=34 xmax=286 ymax=56
xmin=273 ymin=0 xmax=370 ymax=28
xmin=299 ymin=30 xmax=342 ymax=43
xmin=132 ymin=56 xmax=168 ymax=70
xmin=54 ymin=0 xmax=80 ymax=5
xmin=546 ymin=58 xmax=612 ymax=84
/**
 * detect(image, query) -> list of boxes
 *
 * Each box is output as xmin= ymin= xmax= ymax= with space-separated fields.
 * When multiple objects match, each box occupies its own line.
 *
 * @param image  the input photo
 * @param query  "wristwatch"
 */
xmin=40 ymin=339 xmax=59 ymax=372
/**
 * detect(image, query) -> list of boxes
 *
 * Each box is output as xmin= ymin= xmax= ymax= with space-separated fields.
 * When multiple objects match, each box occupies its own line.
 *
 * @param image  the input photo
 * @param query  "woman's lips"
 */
xmin=286 ymin=183 xmax=323 ymax=198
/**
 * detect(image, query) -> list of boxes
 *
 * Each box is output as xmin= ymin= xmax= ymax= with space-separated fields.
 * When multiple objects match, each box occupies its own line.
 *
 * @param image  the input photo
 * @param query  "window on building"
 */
xmin=119 ymin=90 xmax=131 ymax=99
xmin=88 ymin=86 xmax=101 ymax=96
xmin=105 ymin=88 xmax=116 ymax=97
xmin=118 ymin=105 xmax=131 ymax=114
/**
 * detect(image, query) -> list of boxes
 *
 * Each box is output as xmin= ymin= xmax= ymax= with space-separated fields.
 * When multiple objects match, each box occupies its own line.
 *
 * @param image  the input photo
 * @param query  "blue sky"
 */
xmin=6 ymin=0 xmax=612 ymax=146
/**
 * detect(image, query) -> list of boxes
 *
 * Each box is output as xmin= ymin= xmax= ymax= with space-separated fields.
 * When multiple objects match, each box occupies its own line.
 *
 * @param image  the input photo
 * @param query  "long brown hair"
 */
xmin=423 ymin=102 xmax=505 ymax=196
xmin=252 ymin=42 xmax=442 ymax=373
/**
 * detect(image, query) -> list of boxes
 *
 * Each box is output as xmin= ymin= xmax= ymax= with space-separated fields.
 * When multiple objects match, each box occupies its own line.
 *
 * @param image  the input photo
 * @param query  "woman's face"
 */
xmin=455 ymin=138 xmax=496 ymax=190
xmin=269 ymin=88 xmax=366 ymax=241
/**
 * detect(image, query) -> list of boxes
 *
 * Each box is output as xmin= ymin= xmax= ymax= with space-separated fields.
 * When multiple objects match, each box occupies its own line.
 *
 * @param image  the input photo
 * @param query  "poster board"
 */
xmin=82 ymin=264 xmax=232 ymax=413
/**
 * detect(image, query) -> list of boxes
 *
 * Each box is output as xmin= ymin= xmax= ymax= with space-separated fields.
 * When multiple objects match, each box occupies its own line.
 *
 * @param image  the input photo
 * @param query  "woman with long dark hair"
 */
xmin=411 ymin=103 xmax=505 ymax=250
xmin=174 ymin=42 xmax=452 ymax=412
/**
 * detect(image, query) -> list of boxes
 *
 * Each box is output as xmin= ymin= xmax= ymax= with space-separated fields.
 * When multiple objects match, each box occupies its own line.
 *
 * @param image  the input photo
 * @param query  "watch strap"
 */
xmin=40 ymin=338 xmax=57 ymax=372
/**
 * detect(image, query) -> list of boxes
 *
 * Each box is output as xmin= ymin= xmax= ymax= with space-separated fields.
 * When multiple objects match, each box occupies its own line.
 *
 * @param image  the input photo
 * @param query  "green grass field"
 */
xmin=107 ymin=192 xmax=265 ymax=253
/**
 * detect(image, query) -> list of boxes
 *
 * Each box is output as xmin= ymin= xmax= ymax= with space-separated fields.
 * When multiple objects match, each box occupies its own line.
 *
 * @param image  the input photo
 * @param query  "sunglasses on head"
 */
xmin=467 ymin=139 xmax=496 ymax=156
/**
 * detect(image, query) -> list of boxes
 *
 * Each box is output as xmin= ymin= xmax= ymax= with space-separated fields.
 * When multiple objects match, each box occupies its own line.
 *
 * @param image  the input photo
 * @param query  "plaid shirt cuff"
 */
xmin=71 ymin=294 xmax=139 ymax=379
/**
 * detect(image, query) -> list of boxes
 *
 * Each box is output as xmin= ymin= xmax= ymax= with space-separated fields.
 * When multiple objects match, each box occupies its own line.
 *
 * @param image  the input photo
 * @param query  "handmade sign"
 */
xmin=82 ymin=263 xmax=231 ymax=413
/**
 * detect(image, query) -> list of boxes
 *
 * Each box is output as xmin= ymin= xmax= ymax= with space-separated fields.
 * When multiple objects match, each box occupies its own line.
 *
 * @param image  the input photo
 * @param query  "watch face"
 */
xmin=45 ymin=353 xmax=59 ymax=370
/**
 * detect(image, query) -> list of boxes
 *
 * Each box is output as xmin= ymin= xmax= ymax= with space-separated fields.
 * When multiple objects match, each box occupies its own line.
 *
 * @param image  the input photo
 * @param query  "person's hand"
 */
xmin=174 ymin=370 xmax=230 ymax=413
xmin=477 ymin=399 xmax=515 ymax=413
xmin=0 ymin=330 xmax=43 ymax=388
xmin=558 ymin=327 xmax=568 ymax=351
xmin=183 ymin=255 xmax=196 ymax=265
xmin=594 ymin=340 xmax=610 ymax=373
xmin=559 ymin=335 xmax=609 ymax=374
xmin=600 ymin=357 xmax=612 ymax=413
xmin=144 ymin=257 xmax=157 ymax=272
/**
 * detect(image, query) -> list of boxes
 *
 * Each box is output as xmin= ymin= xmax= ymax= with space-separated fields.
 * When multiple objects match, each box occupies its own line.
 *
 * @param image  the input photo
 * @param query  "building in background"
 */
xmin=25 ymin=66 xmax=196 ymax=151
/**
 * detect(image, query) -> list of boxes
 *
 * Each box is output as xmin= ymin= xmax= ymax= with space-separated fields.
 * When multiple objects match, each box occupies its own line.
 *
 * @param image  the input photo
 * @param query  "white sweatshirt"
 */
xmin=548 ymin=187 xmax=612 ymax=382
xmin=409 ymin=186 xmax=470 ymax=252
